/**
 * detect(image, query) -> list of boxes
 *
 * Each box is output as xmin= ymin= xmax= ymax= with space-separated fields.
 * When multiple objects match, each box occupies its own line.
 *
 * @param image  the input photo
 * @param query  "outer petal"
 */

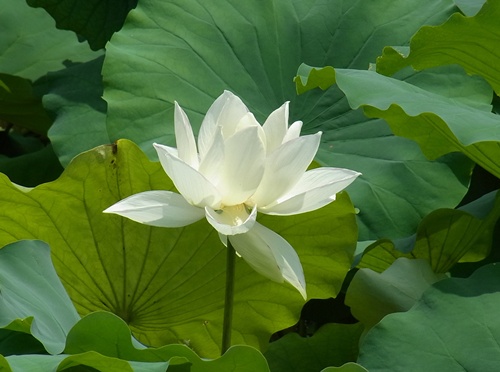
xmin=205 ymin=204 xmax=257 ymax=235
xmin=260 ymin=168 xmax=361 ymax=215
xmin=103 ymin=190 xmax=205 ymax=227
xmin=218 ymin=125 xmax=265 ymax=206
xmin=198 ymin=91 xmax=248 ymax=157
xmin=251 ymin=132 xmax=321 ymax=207
xmin=262 ymin=102 xmax=288 ymax=154
xmin=174 ymin=102 xmax=199 ymax=169
xmin=154 ymin=143 xmax=222 ymax=209
xmin=229 ymin=222 xmax=307 ymax=299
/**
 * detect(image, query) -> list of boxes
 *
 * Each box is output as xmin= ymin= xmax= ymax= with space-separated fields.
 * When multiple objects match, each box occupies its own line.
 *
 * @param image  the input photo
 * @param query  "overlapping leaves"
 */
xmin=357 ymin=263 xmax=500 ymax=371
xmin=295 ymin=65 xmax=500 ymax=177
xmin=0 ymin=240 xmax=270 ymax=370
xmin=0 ymin=139 xmax=357 ymax=357
xmin=377 ymin=0 xmax=500 ymax=94
xmin=102 ymin=0 xmax=471 ymax=240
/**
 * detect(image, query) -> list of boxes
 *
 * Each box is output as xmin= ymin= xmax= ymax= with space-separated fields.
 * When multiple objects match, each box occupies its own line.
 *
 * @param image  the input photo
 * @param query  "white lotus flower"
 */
xmin=104 ymin=91 xmax=360 ymax=299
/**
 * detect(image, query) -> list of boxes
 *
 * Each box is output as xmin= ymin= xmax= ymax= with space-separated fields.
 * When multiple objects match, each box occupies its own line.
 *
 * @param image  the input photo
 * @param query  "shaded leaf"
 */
xmin=0 ymin=240 xmax=80 ymax=355
xmin=0 ymin=1 xmax=97 ymax=81
xmin=357 ymin=263 xmax=500 ymax=371
xmin=453 ymin=0 xmax=486 ymax=15
xmin=0 ymin=143 xmax=63 ymax=187
xmin=0 ymin=328 xmax=47 ymax=356
xmin=43 ymin=56 xmax=108 ymax=167
xmin=0 ymin=74 xmax=52 ymax=135
xmin=26 ymin=0 xmax=138 ymax=51
xmin=296 ymin=64 xmax=500 ymax=177
xmin=0 ymin=139 xmax=357 ymax=357
xmin=359 ymin=190 xmax=500 ymax=273
xmin=377 ymin=0 xmax=500 ymax=94
xmin=264 ymin=323 xmax=363 ymax=372
xmin=345 ymin=258 xmax=446 ymax=330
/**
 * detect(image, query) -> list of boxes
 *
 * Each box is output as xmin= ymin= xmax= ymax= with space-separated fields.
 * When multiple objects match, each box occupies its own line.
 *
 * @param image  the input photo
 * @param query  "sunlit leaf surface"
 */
xmin=0 ymin=139 xmax=356 ymax=357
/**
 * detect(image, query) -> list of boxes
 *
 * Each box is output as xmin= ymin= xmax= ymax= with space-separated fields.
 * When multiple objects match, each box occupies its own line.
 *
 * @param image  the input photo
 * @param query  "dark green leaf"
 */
xmin=0 ymin=74 xmax=52 ymax=135
xmin=357 ymin=263 xmax=500 ymax=371
xmin=377 ymin=0 xmax=500 ymax=94
xmin=345 ymin=258 xmax=446 ymax=330
xmin=0 ymin=1 xmax=97 ymax=81
xmin=359 ymin=190 xmax=500 ymax=273
xmin=26 ymin=0 xmax=138 ymax=51
xmin=0 ymin=143 xmax=63 ymax=187
xmin=264 ymin=323 xmax=363 ymax=372
xmin=43 ymin=56 xmax=108 ymax=167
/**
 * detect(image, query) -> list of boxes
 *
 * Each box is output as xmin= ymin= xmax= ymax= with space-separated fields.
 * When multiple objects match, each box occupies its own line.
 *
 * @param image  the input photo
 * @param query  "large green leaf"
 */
xmin=377 ymin=0 xmax=500 ymax=95
xmin=64 ymin=311 xmax=270 ymax=371
xmin=0 ymin=139 xmax=357 ymax=357
xmin=345 ymin=258 xmax=446 ymax=331
xmin=0 ymin=240 xmax=80 ymax=355
xmin=357 ymin=263 xmax=500 ymax=371
xmin=296 ymin=65 xmax=500 ymax=177
xmin=0 ymin=74 xmax=52 ymax=135
xmin=44 ymin=56 xmax=109 ymax=167
xmin=0 ymin=1 xmax=97 ymax=81
xmin=358 ymin=190 xmax=500 ymax=273
xmin=103 ymin=0 xmax=470 ymax=240
xmin=264 ymin=323 xmax=363 ymax=372
xmin=26 ymin=0 xmax=138 ymax=51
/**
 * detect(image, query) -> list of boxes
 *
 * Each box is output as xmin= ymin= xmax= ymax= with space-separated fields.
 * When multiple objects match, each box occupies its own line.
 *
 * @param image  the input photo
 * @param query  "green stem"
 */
xmin=221 ymin=238 xmax=236 ymax=355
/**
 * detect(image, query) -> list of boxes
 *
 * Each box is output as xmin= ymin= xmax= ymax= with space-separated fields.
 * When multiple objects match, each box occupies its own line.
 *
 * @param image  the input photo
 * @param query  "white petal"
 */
xmin=198 ymin=91 xmax=248 ymax=157
xmin=198 ymin=126 xmax=225 ymax=185
xmin=205 ymin=204 xmax=257 ymax=235
xmin=198 ymin=92 xmax=230 ymax=158
xmin=251 ymin=132 xmax=321 ymax=207
xmin=154 ymin=143 xmax=222 ymax=209
xmin=229 ymin=223 xmax=307 ymax=299
xmin=103 ymin=191 xmax=205 ymax=227
xmin=262 ymin=102 xmax=288 ymax=154
xmin=282 ymin=121 xmax=303 ymax=143
xmin=261 ymin=168 xmax=361 ymax=215
xmin=219 ymin=126 xmax=265 ymax=206
xmin=174 ymin=102 xmax=199 ymax=169
xmin=217 ymin=93 xmax=250 ymax=139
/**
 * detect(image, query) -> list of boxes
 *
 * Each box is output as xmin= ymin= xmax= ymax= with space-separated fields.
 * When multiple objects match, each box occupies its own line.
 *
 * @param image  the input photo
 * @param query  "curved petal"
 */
xmin=229 ymin=222 xmax=307 ymax=299
xmin=205 ymin=204 xmax=257 ymax=235
xmin=174 ymin=102 xmax=199 ymax=169
xmin=217 ymin=92 xmax=249 ymax=139
xmin=198 ymin=91 xmax=248 ymax=157
xmin=198 ymin=126 xmax=225 ymax=185
xmin=103 ymin=190 xmax=205 ymax=227
xmin=283 ymin=120 xmax=303 ymax=143
xmin=260 ymin=168 xmax=361 ymax=215
xmin=219 ymin=125 xmax=265 ymax=206
xmin=154 ymin=143 xmax=222 ymax=209
xmin=262 ymin=102 xmax=289 ymax=154
xmin=251 ymin=132 xmax=321 ymax=207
